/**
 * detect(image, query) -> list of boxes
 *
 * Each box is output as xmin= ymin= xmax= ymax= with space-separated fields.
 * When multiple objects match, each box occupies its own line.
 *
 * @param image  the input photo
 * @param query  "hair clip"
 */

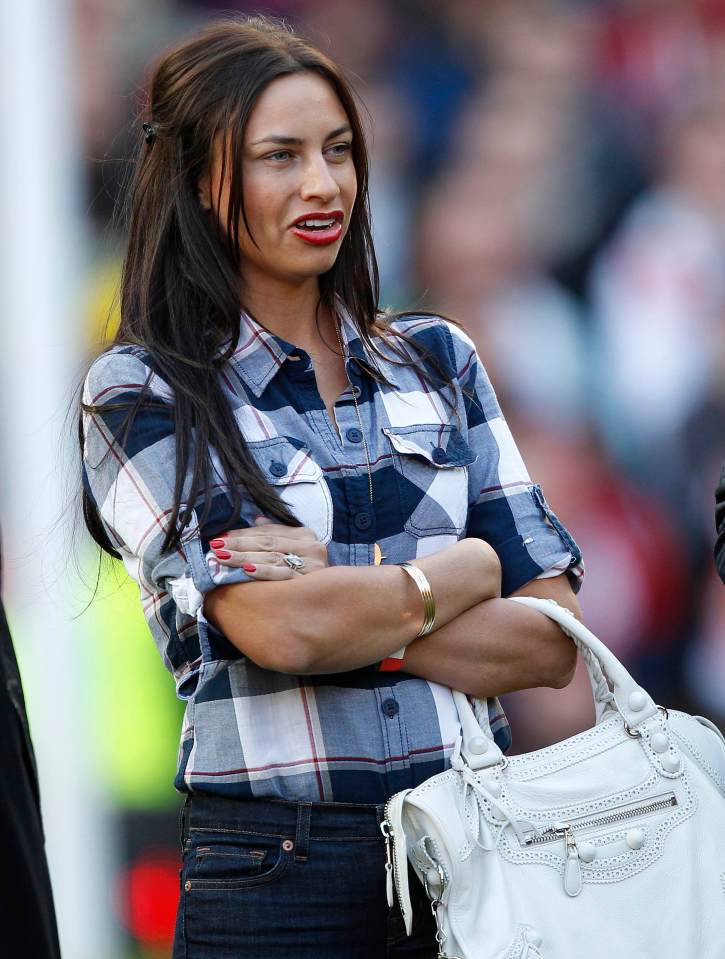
xmin=142 ymin=121 xmax=158 ymax=145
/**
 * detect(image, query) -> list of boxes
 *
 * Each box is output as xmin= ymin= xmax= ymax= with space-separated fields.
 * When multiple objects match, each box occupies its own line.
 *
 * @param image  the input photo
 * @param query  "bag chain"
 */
xmin=425 ymin=864 xmax=464 ymax=959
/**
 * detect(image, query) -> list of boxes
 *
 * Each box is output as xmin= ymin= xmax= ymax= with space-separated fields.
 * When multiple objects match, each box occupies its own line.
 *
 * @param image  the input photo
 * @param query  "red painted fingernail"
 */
xmin=210 ymin=538 xmax=225 ymax=548
xmin=242 ymin=563 xmax=256 ymax=573
xmin=214 ymin=549 xmax=232 ymax=559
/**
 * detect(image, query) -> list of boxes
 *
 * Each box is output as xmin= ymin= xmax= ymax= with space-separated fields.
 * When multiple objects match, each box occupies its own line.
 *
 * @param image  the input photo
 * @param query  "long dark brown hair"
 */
xmin=80 ymin=15 xmax=454 ymax=559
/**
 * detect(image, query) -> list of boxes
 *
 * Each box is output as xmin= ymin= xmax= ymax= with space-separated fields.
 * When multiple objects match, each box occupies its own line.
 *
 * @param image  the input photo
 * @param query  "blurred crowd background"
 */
xmin=2 ymin=0 xmax=725 ymax=956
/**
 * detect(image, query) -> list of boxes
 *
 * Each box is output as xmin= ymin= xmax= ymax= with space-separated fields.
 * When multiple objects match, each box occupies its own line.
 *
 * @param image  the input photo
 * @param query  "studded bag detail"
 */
xmin=381 ymin=597 xmax=725 ymax=959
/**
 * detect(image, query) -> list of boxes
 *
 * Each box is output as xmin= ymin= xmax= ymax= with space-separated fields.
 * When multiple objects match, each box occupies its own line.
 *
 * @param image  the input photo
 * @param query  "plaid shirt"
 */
xmin=82 ymin=311 xmax=583 ymax=803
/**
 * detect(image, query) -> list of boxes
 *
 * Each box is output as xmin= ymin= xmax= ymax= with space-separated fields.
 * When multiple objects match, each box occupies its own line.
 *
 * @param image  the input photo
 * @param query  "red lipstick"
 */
xmin=290 ymin=210 xmax=344 ymax=246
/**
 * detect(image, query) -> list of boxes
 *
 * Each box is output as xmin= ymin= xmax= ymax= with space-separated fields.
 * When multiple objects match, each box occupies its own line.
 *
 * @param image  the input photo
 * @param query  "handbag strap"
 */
xmin=452 ymin=597 xmax=658 ymax=771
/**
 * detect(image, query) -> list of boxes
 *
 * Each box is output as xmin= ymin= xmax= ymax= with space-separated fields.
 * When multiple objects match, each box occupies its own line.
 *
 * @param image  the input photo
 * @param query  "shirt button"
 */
xmin=269 ymin=461 xmax=287 ymax=478
xmin=346 ymin=427 xmax=363 ymax=444
xmin=381 ymin=698 xmax=399 ymax=718
xmin=432 ymin=447 xmax=448 ymax=465
xmin=354 ymin=510 xmax=373 ymax=531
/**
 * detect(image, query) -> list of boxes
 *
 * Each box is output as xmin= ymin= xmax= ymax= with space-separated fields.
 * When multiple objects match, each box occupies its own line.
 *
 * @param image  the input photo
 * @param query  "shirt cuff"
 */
xmin=168 ymin=537 xmax=255 ymax=617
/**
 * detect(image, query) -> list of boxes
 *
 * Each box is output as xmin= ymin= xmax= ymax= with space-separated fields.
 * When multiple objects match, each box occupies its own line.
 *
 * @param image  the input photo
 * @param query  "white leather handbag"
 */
xmin=382 ymin=597 xmax=725 ymax=959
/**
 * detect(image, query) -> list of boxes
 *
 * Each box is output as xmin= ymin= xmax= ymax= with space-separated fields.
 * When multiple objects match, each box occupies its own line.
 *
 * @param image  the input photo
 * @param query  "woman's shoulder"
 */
xmin=83 ymin=343 xmax=173 ymax=405
xmin=377 ymin=311 xmax=478 ymax=375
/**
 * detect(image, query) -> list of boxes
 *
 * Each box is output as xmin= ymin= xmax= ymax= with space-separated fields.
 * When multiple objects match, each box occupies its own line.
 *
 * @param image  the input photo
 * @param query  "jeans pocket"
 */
xmin=184 ymin=832 xmax=291 ymax=891
xmin=180 ymin=831 xmax=294 ymax=957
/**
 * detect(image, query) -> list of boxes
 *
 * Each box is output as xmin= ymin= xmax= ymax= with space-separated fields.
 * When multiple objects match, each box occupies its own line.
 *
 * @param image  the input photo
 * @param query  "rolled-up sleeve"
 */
xmin=449 ymin=327 xmax=584 ymax=597
xmin=82 ymin=348 xmax=252 ymax=693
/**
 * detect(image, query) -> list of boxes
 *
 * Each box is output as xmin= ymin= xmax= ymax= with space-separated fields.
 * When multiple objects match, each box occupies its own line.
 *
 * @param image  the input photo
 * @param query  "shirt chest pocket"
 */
xmin=382 ymin=424 xmax=477 ymax=537
xmin=246 ymin=436 xmax=333 ymax=544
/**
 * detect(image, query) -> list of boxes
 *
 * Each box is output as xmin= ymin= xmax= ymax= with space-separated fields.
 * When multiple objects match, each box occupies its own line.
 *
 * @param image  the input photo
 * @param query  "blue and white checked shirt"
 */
xmin=82 ymin=310 xmax=583 ymax=803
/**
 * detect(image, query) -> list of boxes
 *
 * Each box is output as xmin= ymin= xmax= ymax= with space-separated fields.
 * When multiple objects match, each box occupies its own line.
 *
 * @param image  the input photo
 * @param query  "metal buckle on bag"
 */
xmin=423 ymin=862 xmax=445 ymax=902
xmin=624 ymin=704 xmax=669 ymax=738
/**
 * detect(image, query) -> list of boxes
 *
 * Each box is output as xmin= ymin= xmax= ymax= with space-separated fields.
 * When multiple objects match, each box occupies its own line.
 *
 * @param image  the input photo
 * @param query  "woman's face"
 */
xmin=200 ymin=71 xmax=358 ymax=289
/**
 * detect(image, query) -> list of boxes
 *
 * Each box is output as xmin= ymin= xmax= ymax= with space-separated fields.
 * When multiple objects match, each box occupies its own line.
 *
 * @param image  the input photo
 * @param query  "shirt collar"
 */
xmin=226 ymin=302 xmax=392 ymax=398
xmin=226 ymin=312 xmax=297 ymax=398
xmin=337 ymin=302 xmax=398 ymax=386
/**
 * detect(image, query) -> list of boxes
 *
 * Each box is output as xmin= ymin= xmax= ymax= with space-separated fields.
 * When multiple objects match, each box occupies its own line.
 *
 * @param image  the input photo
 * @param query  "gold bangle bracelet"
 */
xmin=399 ymin=563 xmax=436 ymax=638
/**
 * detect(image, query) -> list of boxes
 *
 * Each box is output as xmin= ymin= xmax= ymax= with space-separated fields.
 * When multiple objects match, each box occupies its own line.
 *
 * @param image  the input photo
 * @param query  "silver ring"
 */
xmin=283 ymin=553 xmax=305 ymax=571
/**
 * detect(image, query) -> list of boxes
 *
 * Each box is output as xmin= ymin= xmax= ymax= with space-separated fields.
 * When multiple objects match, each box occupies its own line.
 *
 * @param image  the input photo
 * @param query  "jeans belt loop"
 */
xmin=294 ymin=801 xmax=312 ymax=862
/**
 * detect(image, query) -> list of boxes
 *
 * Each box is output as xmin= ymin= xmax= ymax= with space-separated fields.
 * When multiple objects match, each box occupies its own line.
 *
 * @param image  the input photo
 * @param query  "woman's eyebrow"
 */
xmin=250 ymin=124 xmax=352 ymax=147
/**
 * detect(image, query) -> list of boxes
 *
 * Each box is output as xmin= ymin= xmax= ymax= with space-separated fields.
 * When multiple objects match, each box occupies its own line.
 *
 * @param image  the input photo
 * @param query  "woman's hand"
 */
xmin=210 ymin=517 xmax=329 ymax=580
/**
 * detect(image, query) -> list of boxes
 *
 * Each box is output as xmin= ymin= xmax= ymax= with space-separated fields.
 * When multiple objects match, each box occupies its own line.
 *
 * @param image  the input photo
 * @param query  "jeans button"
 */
xmin=382 ymin=698 xmax=399 ymax=718
xmin=346 ymin=427 xmax=363 ymax=444
xmin=270 ymin=461 xmax=287 ymax=478
xmin=432 ymin=446 xmax=448 ymax=465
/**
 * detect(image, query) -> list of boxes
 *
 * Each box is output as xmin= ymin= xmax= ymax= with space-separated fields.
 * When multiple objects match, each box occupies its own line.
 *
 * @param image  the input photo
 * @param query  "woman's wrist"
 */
xmin=399 ymin=563 xmax=436 ymax=636
xmin=378 ymin=563 xmax=436 ymax=671
xmin=412 ymin=537 xmax=501 ymax=624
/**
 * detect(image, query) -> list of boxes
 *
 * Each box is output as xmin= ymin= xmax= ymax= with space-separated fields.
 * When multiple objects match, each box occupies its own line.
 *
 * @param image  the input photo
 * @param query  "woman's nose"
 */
xmin=299 ymin=156 xmax=340 ymax=202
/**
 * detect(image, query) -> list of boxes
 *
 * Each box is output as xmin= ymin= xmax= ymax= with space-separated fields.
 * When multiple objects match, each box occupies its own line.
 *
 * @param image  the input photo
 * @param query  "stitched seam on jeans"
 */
xmin=309 ymin=835 xmax=382 ymax=842
xmin=189 ymin=826 xmax=381 ymax=842
xmin=190 ymin=826 xmax=289 ymax=839
xmin=188 ymin=855 xmax=290 ymax=890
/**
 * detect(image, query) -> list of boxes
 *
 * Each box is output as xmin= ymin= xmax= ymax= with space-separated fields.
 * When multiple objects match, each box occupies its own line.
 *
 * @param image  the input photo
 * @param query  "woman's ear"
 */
xmin=197 ymin=174 xmax=211 ymax=212
xmin=198 ymin=133 xmax=225 ymax=216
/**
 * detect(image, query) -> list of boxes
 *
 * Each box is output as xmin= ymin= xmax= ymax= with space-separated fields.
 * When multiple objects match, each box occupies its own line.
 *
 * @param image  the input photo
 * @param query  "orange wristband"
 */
xmin=377 ymin=647 xmax=407 ymax=672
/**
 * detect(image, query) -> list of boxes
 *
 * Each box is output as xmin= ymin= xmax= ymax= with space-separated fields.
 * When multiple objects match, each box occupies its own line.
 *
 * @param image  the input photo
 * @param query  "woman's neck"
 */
xmin=241 ymin=276 xmax=334 ymax=354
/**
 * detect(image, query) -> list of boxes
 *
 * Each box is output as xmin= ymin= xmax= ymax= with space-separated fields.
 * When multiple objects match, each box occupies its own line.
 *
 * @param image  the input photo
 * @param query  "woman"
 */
xmin=80 ymin=16 xmax=584 ymax=958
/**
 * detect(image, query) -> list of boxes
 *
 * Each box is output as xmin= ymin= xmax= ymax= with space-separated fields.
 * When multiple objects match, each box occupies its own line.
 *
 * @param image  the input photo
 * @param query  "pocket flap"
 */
xmin=246 ymin=436 xmax=322 ymax=486
xmin=383 ymin=424 xmax=477 ymax=469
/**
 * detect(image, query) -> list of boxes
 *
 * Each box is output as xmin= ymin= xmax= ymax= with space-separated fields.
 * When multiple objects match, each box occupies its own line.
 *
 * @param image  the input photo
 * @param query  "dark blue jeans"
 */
xmin=173 ymin=793 xmax=437 ymax=958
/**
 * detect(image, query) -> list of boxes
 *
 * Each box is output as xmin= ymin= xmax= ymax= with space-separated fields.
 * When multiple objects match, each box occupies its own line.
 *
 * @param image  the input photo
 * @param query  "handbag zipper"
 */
xmin=381 ymin=799 xmax=406 ymax=916
xmin=521 ymin=792 xmax=678 ymax=847
xmin=380 ymin=817 xmax=397 ymax=910
xmin=519 ymin=792 xmax=677 ymax=898
xmin=382 ymin=802 xmax=463 ymax=958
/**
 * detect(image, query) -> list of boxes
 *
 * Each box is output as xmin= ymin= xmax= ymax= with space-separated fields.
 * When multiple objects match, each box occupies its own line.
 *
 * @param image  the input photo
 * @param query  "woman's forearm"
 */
xmin=402 ymin=575 xmax=581 ymax=698
xmin=203 ymin=537 xmax=501 ymax=673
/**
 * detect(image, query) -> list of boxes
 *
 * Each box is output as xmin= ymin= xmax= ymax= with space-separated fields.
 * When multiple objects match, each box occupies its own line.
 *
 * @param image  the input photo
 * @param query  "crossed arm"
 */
xmin=203 ymin=522 xmax=580 ymax=699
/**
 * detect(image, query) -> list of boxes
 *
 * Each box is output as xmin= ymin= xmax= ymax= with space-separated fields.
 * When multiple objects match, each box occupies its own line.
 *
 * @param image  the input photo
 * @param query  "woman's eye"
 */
xmin=327 ymin=142 xmax=352 ymax=159
xmin=264 ymin=144 xmax=350 ymax=163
